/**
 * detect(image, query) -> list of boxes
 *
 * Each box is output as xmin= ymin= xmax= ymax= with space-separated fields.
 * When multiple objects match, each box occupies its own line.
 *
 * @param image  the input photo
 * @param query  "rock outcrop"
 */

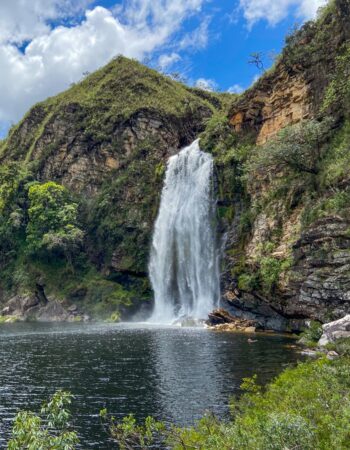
xmin=206 ymin=308 xmax=257 ymax=332
xmin=229 ymin=0 xmax=350 ymax=145
xmin=0 ymin=294 xmax=86 ymax=322
xmin=217 ymin=1 xmax=350 ymax=330
xmin=288 ymin=217 xmax=350 ymax=321
xmin=319 ymin=315 xmax=350 ymax=345
xmin=230 ymin=70 xmax=312 ymax=145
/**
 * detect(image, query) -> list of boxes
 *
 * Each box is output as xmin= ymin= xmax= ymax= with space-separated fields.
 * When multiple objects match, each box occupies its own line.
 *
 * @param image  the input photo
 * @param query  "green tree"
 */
xmin=26 ymin=182 xmax=84 ymax=264
xmin=249 ymin=119 xmax=333 ymax=177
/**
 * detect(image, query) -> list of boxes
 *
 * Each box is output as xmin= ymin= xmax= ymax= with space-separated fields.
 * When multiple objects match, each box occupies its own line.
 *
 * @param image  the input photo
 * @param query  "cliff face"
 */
xmin=217 ymin=0 xmax=350 ymax=330
xmin=230 ymin=0 xmax=350 ymax=145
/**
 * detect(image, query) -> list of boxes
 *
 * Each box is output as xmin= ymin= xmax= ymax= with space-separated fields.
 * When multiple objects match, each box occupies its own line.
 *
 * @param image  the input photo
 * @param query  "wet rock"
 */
xmin=207 ymin=308 xmax=257 ymax=332
xmin=36 ymin=301 xmax=69 ymax=322
xmin=318 ymin=314 xmax=350 ymax=346
xmin=244 ymin=326 xmax=257 ymax=333
xmin=300 ymin=349 xmax=318 ymax=357
xmin=1 ymin=295 xmax=39 ymax=317
xmin=67 ymin=304 xmax=78 ymax=313
xmin=207 ymin=308 xmax=240 ymax=325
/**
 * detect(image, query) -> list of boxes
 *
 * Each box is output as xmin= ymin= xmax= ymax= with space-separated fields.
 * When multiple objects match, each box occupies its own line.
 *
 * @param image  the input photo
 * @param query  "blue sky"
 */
xmin=0 ymin=0 xmax=328 ymax=139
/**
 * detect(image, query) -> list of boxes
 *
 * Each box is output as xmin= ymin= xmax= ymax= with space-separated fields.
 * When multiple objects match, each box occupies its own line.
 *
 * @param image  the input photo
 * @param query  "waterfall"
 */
xmin=149 ymin=139 xmax=220 ymax=324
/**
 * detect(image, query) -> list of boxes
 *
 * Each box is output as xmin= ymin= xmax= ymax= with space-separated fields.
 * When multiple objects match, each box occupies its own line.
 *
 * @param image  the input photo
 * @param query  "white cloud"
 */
xmin=179 ymin=17 xmax=210 ymax=50
xmin=228 ymin=84 xmax=244 ymax=94
xmin=158 ymin=52 xmax=181 ymax=70
xmin=195 ymin=78 xmax=218 ymax=91
xmin=0 ymin=0 xmax=91 ymax=44
xmin=0 ymin=1 xmax=207 ymax=126
xmin=239 ymin=0 xmax=328 ymax=27
xmin=297 ymin=0 xmax=329 ymax=19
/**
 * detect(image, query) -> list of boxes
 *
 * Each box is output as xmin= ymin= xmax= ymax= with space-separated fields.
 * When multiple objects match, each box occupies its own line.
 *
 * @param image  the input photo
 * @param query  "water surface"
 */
xmin=0 ymin=322 xmax=301 ymax=448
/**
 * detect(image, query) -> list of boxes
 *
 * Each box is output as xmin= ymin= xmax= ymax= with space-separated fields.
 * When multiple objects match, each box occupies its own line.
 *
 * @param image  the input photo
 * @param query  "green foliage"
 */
xmin=154 ymin=162 xmax=165 ymax=180
xmin=200 ymin=113 xmax=237 ymax=156
xmin=108 ymin=413 xmax=166 ymax=450
xmin=301 ymin=190 xmax=350 ymax=227
xmin=259 ymin=257 xmax=291 ymax=295
xmin=282 ymin=1 xmax=338 ymax=71
xmin=200 ymin=113 xmax=254 ymax=204
xmin=332 ymin=338 xmax=350 ymax=357
xmin=319 ymin=119 xmax=350 ymax=188
xmin=26 ymin=182 xmax=84 ymax=261
xmin=0 ymin=163 xmax=30 ymax=214
xmin=0 ymin=315 xmax=19 ymax=323
xmin=237 ymin=273 xmax=259 ymax=292
xmin=8 ymin=390 xmax=79 ymax=450
xmin=240 ymin=374 xmax=262 ymax=393
xmin=106 ymin=311 xmax=121 ymax=323
xmin=322 ymin=43 xmax=350 ymax=114
xmin=248 ymin=119 xmax=333 ymax=177
xmin=106 ymin=356 xmax=350 ymax=450
xmin=299 ymin=321 xmax=323 ymax=347
xmin=235 ymin=253 xmax=292 ymax=296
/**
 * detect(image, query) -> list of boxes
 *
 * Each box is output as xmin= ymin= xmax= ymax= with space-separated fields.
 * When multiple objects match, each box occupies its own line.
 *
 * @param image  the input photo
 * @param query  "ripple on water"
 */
xmin=0 ymin=322 xmax=301 ymax=448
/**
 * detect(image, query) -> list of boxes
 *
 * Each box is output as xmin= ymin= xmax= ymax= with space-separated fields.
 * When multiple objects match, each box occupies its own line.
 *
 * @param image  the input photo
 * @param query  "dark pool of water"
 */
xmin=0 ymin=322 xmax=302 ymax=448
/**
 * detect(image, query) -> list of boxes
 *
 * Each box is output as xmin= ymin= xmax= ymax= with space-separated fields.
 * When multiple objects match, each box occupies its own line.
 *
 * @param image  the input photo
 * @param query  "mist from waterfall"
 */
xmin=149 ymin=139 xmax=220 ymax=324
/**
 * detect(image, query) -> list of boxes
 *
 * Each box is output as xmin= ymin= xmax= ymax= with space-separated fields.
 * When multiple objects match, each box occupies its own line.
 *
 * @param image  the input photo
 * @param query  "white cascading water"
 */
xmin=149 ymin=139 xmax=220 ymax=324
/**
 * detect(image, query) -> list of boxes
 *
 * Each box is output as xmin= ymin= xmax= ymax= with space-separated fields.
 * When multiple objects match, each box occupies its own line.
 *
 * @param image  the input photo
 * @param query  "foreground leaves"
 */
xmin=8 ymin=390 xmax=79 ymax=450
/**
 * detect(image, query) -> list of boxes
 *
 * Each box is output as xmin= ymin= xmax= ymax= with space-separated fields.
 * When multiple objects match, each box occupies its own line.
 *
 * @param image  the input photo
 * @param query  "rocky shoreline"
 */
xmin=0 ymin=294 xmax=90 ymax=323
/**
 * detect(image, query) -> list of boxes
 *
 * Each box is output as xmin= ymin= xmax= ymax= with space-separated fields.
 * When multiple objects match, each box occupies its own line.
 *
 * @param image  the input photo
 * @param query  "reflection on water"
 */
xmin=0 ymin=322 xmax=301 ymax=448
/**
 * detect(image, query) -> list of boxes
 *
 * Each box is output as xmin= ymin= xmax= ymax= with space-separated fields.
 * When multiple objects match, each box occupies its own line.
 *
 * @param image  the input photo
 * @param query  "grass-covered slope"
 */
xmin=0 ymin=56 xmax=224 ymax=164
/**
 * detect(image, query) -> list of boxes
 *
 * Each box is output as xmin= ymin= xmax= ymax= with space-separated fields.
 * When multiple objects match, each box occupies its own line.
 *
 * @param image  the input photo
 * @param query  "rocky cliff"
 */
xmin=215 ymin=0 xmax=350 ymax=330
xmin=0 ymin=0 xmax=349 ymax=327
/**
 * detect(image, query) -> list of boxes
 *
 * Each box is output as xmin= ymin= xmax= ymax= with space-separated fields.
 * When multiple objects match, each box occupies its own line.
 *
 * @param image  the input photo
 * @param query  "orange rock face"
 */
xmin=230 ymin=67 xmax=313 ymax=146
xmin=256 ymin=73 xmax=311 ymax=145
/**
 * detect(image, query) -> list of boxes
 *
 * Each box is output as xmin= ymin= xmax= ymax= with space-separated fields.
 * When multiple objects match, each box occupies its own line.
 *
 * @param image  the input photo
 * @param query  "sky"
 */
xmin=0 ymin=0 xmax=329 ymax=139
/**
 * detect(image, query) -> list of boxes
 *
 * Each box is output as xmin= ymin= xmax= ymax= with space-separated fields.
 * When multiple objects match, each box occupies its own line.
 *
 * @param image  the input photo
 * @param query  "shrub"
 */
xmin=299 ymin=321 xmax=323 ymax=347
xmin=259 ymin=257 xmax=289 ymax=294
xmin=301 ymin=190 xmax=350 ymax=227
xmin=248 ymin=118 xmax=333 ymax=177
xmin=26 ymin=182 xmax=84 ymax=263
xmin=8 ymin=390 xmax=79 ymax=450
xmin=322 ymin=43 xmax=350 ymax=114
xmin=107 ymin=357 xmax=350 ymax=450
xmin=238 ymin=273 xmax=259 ymax=292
